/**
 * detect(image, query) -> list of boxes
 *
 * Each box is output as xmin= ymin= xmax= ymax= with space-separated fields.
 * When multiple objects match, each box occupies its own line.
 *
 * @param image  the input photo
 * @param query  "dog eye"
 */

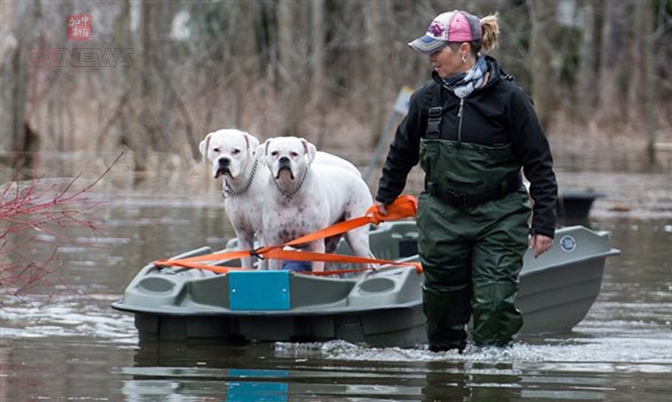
xmin=270 ymin=151 xmax=278 ymax=157
xmin=212 ymin=147 xmax=220 ymax=153
xmin=232 ymin=148 xmax=241 ymax=155
xmin=290 ymin=152 xmax=299 ymax=158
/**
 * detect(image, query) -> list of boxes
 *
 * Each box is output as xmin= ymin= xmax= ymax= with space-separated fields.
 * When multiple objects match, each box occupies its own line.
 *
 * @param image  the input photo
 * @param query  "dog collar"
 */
xmin=222 ymin=158 xmax=258 ymax=199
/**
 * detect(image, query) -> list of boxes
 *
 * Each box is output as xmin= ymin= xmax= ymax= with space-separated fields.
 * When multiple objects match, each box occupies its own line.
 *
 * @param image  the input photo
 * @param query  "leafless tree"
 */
xmin=2 ymin=0 xmax=671 ymax=174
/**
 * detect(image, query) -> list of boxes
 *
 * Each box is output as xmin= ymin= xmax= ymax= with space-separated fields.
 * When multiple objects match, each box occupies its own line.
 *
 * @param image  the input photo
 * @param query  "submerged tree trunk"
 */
xmin=527 ymin=0 xmax=554 ymax=131
xmin=628 ymin=0 xmax=650 ymax=124
xmin=277 ymin=0 xmax=307 ymax=136
xmin=1 ymin=0 xmax=17 ymax=163
xmin=640 ymin=0 xmax=656 ymax=161
xmin=597 ymin=0 xmax=624 ymax=124
xmin=366 ymin=0 xmax=389 ymax=147
xmin=124 ymin=0 xmax=149 ymax=175
xmin=231 ymin=1 xmax=259 ymax=130
xmin=626 ymin=0 xmax=657 ymax=162
xmin=310 ymin=0 xmax=327 ymax=147
xmin=8 ymin=1 xmax=40 ymax=173
xmin=577 ymin=0 xmax=599 ymax=121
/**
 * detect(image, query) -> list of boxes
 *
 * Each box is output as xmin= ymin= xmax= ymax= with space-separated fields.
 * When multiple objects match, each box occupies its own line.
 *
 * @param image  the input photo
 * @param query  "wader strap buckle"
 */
xmin=444 ymin=190 xmax=470 ymax=208
xmin=426 ymin=107 xmax=442 ymax=139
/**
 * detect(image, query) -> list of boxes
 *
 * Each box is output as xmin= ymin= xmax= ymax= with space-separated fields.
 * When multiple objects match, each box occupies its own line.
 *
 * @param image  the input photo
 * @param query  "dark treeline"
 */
xmin=2 ymin=0 xmax=671 ymax=173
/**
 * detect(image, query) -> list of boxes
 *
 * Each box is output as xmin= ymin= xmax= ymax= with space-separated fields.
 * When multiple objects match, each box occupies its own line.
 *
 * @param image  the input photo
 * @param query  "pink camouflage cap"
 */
xmin=408 ymin=10 xmax=482 ymax=54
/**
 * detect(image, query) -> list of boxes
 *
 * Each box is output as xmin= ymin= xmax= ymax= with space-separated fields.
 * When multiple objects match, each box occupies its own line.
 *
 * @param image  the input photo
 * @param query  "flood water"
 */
xmin=1 ymin=149 xmax=671 ymax=401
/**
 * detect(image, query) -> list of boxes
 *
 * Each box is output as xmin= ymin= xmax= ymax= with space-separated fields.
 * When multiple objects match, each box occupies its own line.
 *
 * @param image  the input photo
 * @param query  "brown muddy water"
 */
xmin=1 ymin=149 xmax=671 ymax=401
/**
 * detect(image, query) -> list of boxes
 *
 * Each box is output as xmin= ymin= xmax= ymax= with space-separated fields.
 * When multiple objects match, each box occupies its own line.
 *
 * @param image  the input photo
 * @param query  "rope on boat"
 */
xmin=153 ymin=194 xmax=422 ymax=275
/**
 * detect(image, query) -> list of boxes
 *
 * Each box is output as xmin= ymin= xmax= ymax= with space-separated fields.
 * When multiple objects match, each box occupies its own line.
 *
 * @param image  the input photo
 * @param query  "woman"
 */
xmin=375 ymin=10 xmax=557 ymax=352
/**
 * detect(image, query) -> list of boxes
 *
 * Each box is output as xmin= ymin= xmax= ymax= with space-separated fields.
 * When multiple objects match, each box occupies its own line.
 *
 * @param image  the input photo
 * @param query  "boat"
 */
xmin=557 ymin=190 xmax=605 ymax=221
xmin=112 ymin=220 xmax=620 ymax=347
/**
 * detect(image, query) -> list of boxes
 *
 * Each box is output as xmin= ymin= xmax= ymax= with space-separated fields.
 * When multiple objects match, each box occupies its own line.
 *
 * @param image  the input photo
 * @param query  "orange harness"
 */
xmin=153 ymin=195 xmax=422 ymax=275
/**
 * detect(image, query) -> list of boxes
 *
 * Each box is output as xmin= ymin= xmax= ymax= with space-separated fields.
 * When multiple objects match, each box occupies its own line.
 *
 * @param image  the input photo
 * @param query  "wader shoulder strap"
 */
xmin=426 ymin=107 xmax=442 ymax=139
xmin=425 ymin=85 xmax=444 ymax=139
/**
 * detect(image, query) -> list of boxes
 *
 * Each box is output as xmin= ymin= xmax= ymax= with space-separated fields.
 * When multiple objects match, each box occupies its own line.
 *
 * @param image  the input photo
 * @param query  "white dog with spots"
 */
xmin=258 ymin=136 xmax=374 ymax=272
xmin=199 ymin=129 xmax=362 ymax=269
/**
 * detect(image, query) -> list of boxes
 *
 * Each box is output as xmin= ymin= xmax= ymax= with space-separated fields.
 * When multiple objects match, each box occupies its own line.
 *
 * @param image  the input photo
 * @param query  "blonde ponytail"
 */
xmin=479 ymin=13 xmax=500 ymax=53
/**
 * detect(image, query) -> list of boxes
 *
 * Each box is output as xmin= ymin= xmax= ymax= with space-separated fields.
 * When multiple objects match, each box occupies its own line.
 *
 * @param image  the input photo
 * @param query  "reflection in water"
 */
xmin=227 ymin=370 xmax=288 ymax=402
xmin=122 ymin=334 xmax=672 ymax=401
xmin=122 ymin=366 xmax=290 ymax=401
xmin=423 ymin=369 xmax=473 ymax=402
xmin=121 ymin=338 xmax=631 ymax=401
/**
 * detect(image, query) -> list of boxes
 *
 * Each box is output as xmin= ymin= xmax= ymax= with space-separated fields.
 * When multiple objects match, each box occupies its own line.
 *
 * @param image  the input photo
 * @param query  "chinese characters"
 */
xmin=67 ymin=13 xmax=93 ymax=42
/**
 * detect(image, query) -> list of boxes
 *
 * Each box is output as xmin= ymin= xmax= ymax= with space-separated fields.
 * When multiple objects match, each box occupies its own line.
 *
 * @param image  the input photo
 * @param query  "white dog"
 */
xmin=199 ymin=129 xmax=361 ymax=268
xmin=258 ymin=136 xmax=374 ymax=272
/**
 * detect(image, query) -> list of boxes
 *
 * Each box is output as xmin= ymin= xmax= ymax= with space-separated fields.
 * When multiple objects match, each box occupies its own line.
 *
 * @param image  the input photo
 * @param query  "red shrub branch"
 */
xmin=0 ymin=153 xmax=122 ymax=297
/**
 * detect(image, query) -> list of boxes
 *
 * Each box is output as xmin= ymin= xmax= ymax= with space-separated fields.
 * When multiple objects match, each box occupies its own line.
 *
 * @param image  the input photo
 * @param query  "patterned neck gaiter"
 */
xmin=442 ymin=54 xmax=488 ymax=99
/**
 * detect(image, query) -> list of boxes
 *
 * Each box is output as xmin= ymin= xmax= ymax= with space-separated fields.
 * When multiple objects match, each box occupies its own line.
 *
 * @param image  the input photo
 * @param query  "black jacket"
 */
xmin=376 ymin=56 xmax=557 ymax=238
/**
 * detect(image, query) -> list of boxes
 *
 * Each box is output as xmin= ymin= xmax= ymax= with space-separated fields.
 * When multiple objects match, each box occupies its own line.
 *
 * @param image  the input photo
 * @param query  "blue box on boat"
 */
xmin=228 ymin=271 xmax=290 ymax=311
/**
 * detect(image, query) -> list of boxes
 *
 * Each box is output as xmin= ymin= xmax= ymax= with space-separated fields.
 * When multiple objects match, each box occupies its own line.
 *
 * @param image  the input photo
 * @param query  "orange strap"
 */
xmin=153 ymin=195 xmax=420 ymax=274
xmin=260 ymin=248 xmax=423 ymax=274
xmin=282 ymin=194 xmax=417 ymax=248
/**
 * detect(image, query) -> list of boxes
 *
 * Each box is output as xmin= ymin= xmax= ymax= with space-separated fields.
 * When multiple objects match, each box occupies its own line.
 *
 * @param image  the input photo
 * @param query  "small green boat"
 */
xmin=112 ymin=221 xmax=620 ymax=347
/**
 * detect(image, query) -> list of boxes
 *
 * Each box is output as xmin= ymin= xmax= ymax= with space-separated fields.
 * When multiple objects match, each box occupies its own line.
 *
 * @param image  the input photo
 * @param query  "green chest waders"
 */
xmin=417 ymin=106 xmax=531 ymax=350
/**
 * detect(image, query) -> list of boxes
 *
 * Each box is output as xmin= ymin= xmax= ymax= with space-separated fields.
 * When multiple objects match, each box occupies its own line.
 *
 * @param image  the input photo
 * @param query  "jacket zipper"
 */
xmin=457 ymin=98 xmax=464 ymax=149
xmin=437 ymin=80 xmax=466 ymax=148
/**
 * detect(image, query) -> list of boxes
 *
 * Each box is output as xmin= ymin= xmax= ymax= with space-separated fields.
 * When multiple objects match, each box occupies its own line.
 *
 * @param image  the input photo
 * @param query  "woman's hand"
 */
xmin=375 ymin=201 xmax=388 ymax=216
xmin=529 ymin=234 xmax=553 ymax=258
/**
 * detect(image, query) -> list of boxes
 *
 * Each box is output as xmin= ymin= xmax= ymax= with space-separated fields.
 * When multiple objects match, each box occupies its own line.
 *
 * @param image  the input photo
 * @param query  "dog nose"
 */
xmin=279 ymin=156 xmax=290 ymax=164
xmin=218 ymin=157 xmax=230 ymax=166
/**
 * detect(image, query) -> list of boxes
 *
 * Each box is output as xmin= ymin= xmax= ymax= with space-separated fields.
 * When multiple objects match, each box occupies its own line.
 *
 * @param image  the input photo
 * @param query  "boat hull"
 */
xmin=112 ymin=222 xmax=619 ymax=347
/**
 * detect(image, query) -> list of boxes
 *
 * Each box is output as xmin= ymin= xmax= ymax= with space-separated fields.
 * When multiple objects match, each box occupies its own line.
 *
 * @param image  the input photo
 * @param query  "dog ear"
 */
xmin=246 ymin=132 xmax=260 ymax=155
xmin=256 ymin=139 xmax=271 ymax=166
xmin=199 ymin=133 xmax=211 ymax=163
xmin=301 ymin=138 xmax=317 ymax=165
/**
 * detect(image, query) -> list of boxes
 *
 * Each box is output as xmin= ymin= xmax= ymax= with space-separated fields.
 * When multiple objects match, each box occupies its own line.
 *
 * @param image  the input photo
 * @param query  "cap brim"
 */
xmin=408 ymin=35 xmax=447 ymax=54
